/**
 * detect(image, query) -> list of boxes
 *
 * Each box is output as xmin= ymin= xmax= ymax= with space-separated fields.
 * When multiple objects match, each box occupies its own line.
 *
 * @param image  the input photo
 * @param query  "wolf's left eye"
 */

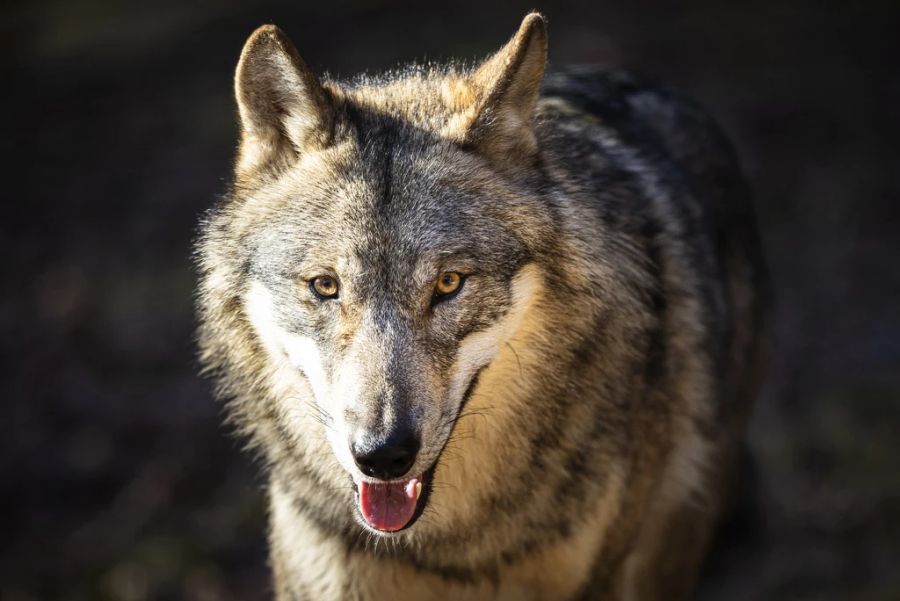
xmin=310 ymin=275 xmax=339 ymax=299
xmin=433 ymin=271 xmax=464 ymax=303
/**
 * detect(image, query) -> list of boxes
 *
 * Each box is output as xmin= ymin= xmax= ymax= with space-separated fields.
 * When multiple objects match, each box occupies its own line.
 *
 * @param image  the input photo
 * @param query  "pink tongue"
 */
xmin=358 ymin=477 xmax=421 ymax=531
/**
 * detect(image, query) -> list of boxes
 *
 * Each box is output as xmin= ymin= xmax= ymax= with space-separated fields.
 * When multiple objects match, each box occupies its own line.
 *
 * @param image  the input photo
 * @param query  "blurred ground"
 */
xmin=2 ymin=1 xmax=899 ymax=599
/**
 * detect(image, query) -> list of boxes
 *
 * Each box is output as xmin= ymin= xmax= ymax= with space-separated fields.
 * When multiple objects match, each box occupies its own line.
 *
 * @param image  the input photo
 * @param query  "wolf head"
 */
xmin=199 ymin=14 xmax=610 ymax=536
xmin=228 ymin=14 xmax=550 ymax=530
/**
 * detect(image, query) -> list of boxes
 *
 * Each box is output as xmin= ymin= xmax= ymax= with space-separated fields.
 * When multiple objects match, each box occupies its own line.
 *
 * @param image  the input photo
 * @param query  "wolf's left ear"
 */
xmin=449 ymin=13 xmax=547 ymax=163
xmin=234 ymin=25 xmax=334 ymax=177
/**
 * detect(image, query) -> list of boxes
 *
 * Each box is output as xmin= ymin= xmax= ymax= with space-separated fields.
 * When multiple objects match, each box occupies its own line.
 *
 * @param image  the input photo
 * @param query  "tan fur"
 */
xmin=196 ymin=12 xmax=768 ymax=601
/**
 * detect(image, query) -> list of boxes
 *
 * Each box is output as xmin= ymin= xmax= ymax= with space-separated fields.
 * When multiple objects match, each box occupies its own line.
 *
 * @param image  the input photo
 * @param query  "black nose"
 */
xmin=351 ymin=429 xmax=420 ymax=480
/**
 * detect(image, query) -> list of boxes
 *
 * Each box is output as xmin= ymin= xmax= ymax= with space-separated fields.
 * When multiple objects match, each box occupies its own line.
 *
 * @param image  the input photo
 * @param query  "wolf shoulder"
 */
xmin=536 ymin=66 xmax=751 ymax=220
xmin=535 ymin=66 xmax=766 ymax=306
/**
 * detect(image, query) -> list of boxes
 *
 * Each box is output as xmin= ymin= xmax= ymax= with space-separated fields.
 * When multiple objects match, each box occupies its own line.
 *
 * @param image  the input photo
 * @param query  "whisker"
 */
xmin=505 ymin=340 xmax=524 ymax=377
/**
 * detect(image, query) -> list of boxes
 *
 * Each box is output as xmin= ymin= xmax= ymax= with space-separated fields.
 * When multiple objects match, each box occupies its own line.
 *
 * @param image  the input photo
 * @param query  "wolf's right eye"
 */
xmin=310 ymin=275 xmax=339 ymax=299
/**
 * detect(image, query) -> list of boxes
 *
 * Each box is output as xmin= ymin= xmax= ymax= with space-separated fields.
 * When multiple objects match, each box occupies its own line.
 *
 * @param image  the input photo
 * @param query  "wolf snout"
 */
xmin=350 ymin=427 xmax=420 ymax=480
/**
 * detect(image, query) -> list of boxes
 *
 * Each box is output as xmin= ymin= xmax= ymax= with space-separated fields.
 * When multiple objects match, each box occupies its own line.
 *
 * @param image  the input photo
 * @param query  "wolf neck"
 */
xmin=269 ymin=473 xmax=617 ymax=600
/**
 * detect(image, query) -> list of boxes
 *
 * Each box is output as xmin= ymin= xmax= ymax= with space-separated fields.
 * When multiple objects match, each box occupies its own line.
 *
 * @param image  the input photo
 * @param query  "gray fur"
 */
xmin=196 ymin=13 xmax=767 ymax=600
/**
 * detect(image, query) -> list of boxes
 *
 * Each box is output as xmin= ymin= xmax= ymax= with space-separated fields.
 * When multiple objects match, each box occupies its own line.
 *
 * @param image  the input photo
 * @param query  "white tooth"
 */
xmin=415 ymin=481 xmax=422 ymax=500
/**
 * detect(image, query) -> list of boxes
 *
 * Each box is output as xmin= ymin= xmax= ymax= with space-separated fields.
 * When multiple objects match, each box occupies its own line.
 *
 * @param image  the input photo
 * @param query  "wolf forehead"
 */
xmin=242 ymin=141 xmax=533 ymax=275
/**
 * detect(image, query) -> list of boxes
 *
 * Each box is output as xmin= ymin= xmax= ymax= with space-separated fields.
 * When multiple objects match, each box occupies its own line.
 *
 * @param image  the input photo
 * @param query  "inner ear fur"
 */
xmin=234 ymin=24 xmax=334 ymax=177
xmin=446 ymin=13 xmax=548 ymax=163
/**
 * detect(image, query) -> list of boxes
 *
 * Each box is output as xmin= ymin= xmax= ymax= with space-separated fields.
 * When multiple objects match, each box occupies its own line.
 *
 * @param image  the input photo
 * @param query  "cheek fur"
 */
xmin=243 ymin=280 xmax=330 ymax=404
xmin=444 ymin=264 xmax=543 ymax=419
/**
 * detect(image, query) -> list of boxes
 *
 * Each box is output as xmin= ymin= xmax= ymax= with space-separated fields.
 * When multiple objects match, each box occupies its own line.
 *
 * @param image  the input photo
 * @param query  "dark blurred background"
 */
xmin=3 ymin=1 xmax=899 ymax=599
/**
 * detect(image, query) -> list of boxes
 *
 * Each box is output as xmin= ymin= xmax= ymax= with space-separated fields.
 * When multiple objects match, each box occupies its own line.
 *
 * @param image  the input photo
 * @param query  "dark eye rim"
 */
xmin=309 ymin=275 xmax=340 ymax=300
xmin=431 ymin=273 xmax=467 ymax=307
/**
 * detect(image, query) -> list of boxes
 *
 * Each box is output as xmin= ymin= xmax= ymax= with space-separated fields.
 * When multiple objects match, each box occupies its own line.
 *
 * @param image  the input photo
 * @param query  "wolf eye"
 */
xmin=433 ymin=271 xmax=463 ymax=303
xmin=310 ymin=275 xmax=339 ymax=299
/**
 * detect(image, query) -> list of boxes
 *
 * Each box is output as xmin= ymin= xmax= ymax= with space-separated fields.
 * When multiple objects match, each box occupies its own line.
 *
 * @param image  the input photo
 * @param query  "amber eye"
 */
xmin=434 ymin=271 xmax=463 ymax=297
xmin=310 ymin=275 xmax=339 ymax=299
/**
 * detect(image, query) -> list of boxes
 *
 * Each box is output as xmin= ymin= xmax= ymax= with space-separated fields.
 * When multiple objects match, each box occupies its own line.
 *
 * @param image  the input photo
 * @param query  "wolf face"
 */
xmin=226 ymin=16 xmax=553 ymax=533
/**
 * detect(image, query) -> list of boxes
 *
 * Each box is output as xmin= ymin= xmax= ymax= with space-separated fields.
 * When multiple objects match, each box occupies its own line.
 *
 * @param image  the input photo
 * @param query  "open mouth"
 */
xmin=351 ymin=463 xmax=436 ymax=532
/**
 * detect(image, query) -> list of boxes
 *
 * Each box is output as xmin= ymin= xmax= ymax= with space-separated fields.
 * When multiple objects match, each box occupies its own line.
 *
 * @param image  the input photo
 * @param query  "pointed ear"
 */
xmin=234 ymin=25 xmax=334 ymax=176
xmin=449 ymin=13 xmax=547 ymax=163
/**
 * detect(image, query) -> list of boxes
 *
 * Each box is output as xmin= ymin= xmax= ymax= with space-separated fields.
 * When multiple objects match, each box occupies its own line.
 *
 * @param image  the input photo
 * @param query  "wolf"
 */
xmin=195 ymin=12 xmax=767 ymax=600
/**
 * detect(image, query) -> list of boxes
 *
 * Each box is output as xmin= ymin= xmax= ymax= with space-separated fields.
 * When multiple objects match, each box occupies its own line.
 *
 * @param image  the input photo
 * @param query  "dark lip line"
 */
xmin=351 ymin=364 xmax=490 ymax=534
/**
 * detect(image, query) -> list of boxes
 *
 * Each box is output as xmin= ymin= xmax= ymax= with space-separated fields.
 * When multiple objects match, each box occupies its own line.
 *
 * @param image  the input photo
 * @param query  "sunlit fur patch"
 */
xmin=444 ymin=264 xmax=543 ymax=413
xmin=422 ymin=264 xmax=553 ymax=534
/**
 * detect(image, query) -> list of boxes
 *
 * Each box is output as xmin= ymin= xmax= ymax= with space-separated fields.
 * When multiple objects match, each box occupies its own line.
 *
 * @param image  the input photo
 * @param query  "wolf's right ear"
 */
xmin=234 ymin=25 xmax=334 ymax=177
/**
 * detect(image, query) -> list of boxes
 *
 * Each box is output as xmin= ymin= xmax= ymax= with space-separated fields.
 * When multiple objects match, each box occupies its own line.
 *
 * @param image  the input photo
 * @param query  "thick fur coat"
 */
xmin=195 ymin=13 xmax=767 ymax=600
